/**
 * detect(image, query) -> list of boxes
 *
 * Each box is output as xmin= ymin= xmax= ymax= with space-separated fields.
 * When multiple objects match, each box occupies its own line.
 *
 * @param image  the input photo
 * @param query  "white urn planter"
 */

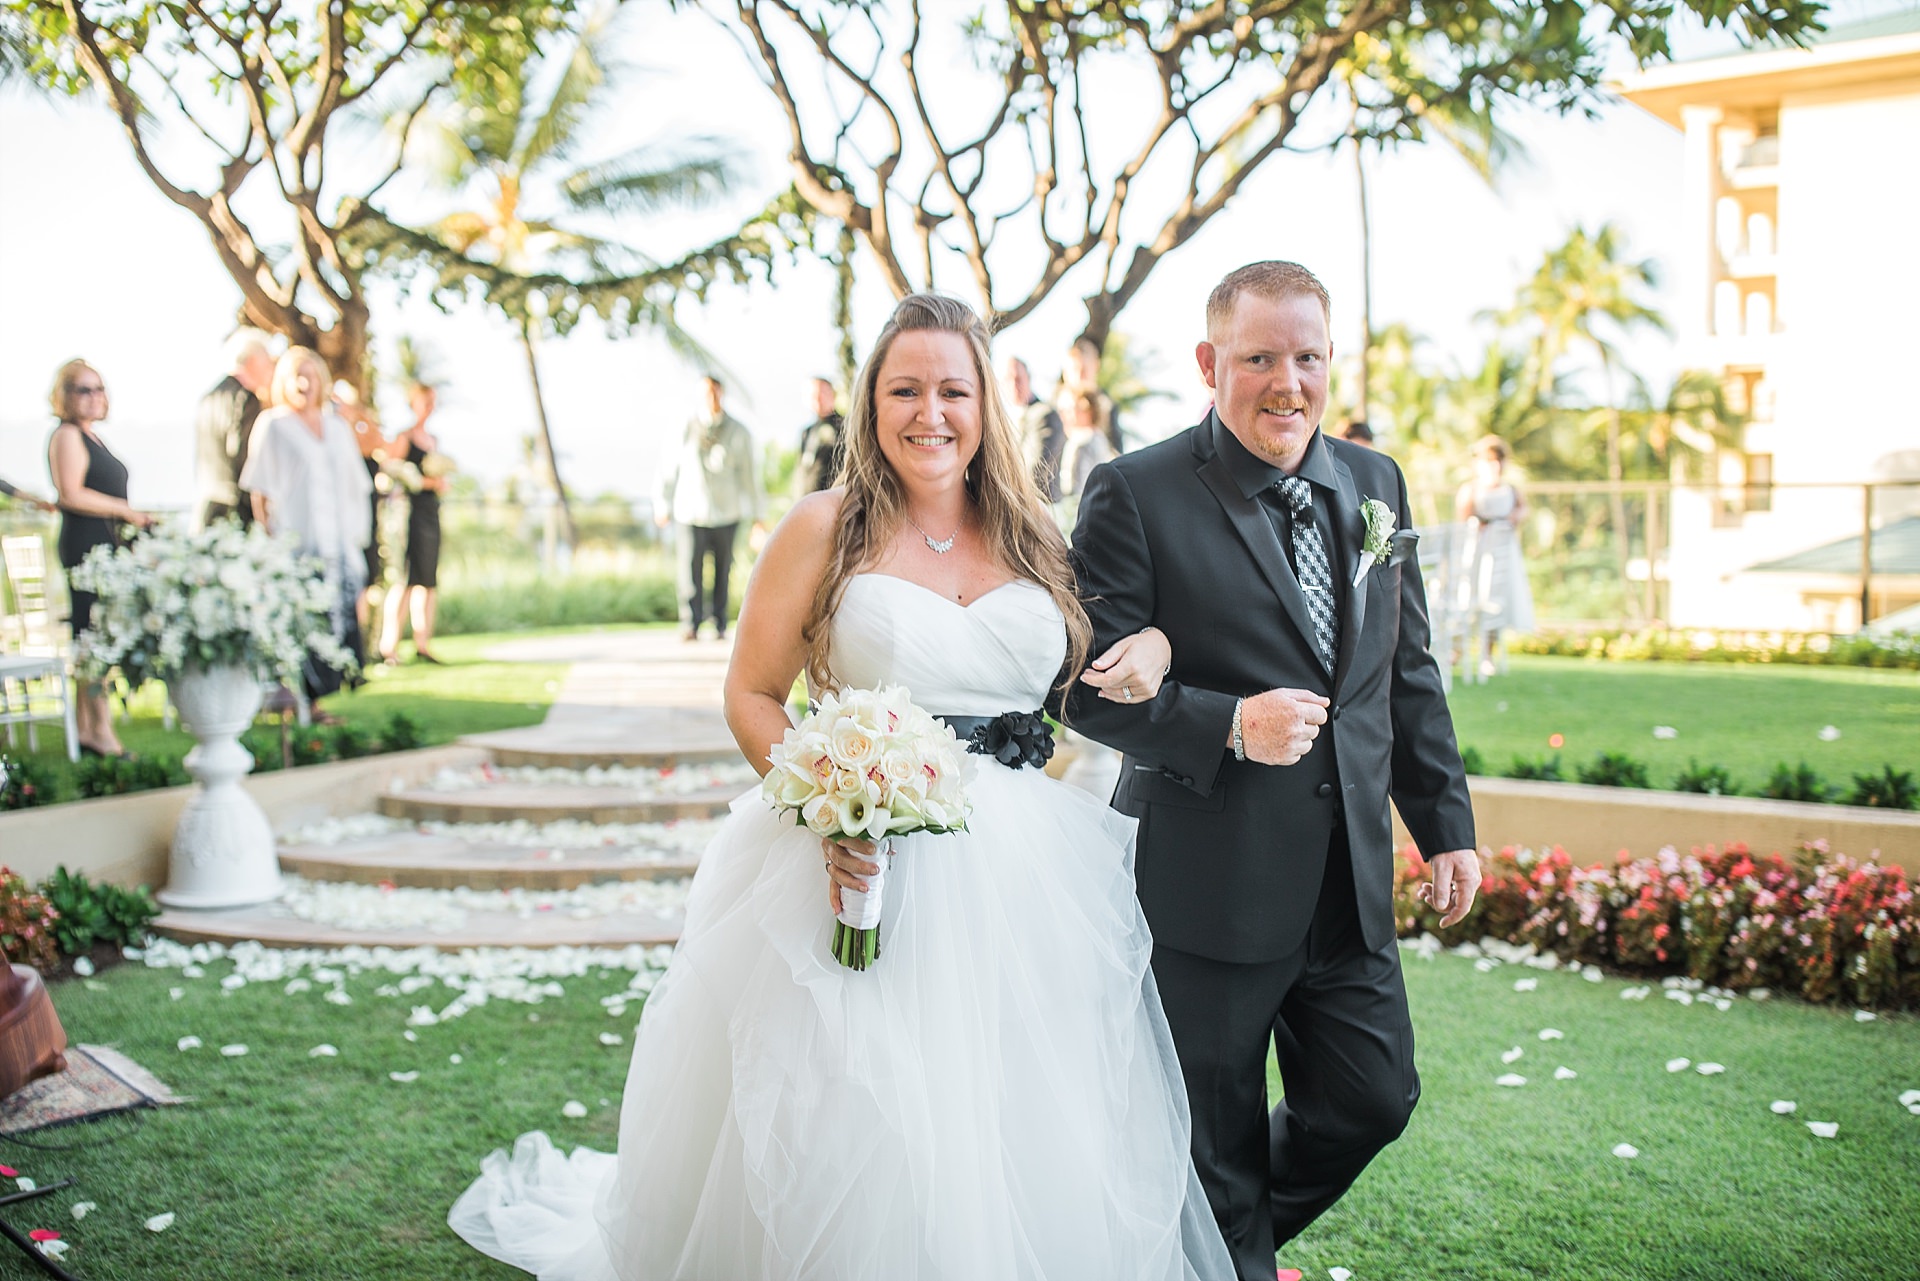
xmin=159 ymin=664 xmax=283 ymax=908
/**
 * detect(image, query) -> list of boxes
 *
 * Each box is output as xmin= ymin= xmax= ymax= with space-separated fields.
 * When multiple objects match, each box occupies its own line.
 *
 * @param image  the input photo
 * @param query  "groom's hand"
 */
xmin=1239 ymin=688 xmax=1330 ymax=766
xmin=1417 ymin=849 xmax=1481 ymax=927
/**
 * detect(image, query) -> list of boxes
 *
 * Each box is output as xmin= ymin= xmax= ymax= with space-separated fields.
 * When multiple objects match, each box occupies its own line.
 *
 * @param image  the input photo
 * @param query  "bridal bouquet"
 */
xmin=69 ymin=521 xmax=353 ymax=687
xmin=762 ymin=685 xmax=973 ymax=970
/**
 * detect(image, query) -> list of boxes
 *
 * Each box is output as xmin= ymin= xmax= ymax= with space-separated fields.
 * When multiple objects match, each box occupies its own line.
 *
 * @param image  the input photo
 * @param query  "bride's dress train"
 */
xmin=449 ymin=573 xmax=1233 ymax=1279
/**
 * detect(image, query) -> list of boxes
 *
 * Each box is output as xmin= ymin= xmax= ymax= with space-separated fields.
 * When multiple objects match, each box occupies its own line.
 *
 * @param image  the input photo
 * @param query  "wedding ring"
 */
xmin=1123 ymin=686 xmax=1133 ymax=702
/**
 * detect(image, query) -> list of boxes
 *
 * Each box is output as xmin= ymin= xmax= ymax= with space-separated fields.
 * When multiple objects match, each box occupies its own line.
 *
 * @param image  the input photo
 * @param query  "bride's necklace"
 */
xmin=905 ymin=513 xmax=959 ymax=555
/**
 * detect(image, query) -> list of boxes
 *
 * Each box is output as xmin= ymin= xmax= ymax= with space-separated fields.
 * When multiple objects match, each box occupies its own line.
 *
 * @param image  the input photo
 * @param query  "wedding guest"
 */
xmin=1341 ymin=420 xmax=1376 ymax=448
xmin=1455 ymin=434 xmax=1535 ymax=677
xmin=1057 ymin=389 xmax=1117 ymax=503
xmin=45 ymin=359 xmax=153 ymax=757
xmin=1057 ymin=336 xmax=1123 ymax=452
xmin=0 ymin=478 xmax=56 ymax=512
xmin=241 ymin=348 xmax=371 ymax=718
xmin=1004 ymin=356 xmax=1065 ymax=501
xmin=379 ymin=380 xmax=448 ymax=665
xmin=656 ymin=376 xmax=761 ymax=642
xmin=334 ymin=380 xmax=390 ymax=652
xmin=794 ymin=377 xmax=844 ymax=495
xmin=192 ymin=328 xmax=275 ymax=529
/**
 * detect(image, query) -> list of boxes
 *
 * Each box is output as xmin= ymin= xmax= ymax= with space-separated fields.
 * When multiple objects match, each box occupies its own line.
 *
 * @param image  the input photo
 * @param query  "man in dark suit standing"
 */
xmin=1069 ymin=261 xmax=1479 ymax=1280
xmin=193 ymin=329 xmax=275 ymax=530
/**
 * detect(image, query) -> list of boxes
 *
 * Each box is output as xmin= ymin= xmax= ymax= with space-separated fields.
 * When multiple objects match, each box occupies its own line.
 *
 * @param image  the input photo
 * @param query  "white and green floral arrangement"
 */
xmin=69 ymin=521 xmax=354 ymax=686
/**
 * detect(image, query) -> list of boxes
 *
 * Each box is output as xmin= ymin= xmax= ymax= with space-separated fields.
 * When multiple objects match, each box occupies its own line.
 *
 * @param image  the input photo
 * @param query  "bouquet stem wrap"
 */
xmin=832 ymin=836 xmax=895 ymax=971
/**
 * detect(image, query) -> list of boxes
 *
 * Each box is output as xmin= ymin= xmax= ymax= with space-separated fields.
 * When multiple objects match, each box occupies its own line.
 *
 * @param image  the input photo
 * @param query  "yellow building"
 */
xmin=1621 ymin=12 xmax=1920 ymax=631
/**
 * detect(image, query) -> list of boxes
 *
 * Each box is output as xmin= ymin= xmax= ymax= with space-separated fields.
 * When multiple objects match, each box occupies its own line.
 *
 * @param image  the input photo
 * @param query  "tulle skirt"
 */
xmin=448 ymin=765 xmax=1234 ymax=1280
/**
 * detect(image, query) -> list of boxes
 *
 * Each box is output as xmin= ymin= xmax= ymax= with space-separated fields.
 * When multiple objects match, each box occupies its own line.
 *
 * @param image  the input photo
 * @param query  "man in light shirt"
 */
xmin=656 ymin=376 xmax=761 ymax=642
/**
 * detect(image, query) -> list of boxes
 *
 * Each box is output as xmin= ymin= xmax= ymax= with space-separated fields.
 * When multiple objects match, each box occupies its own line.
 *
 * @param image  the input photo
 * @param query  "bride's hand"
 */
xmin=1080 ymin=626 xmax=1171 ymax=704
xmin=824 ymin=835 xmax=881 ymax=913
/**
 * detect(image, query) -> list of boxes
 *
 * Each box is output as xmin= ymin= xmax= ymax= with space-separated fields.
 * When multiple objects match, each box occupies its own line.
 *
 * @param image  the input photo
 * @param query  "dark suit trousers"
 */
xmin=682 ymin=522 xmax=737 ymax=634
xmin=1152 ymin=833 xmax=1420 ymax=1279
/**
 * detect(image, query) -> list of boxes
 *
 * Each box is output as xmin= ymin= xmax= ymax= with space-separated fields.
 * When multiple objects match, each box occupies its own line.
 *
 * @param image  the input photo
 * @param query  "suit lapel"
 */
xmin=1329 ymin=452 xmax=1369 ymax=692
xmin=1194 ymin=449 xmax=1323 ymax=665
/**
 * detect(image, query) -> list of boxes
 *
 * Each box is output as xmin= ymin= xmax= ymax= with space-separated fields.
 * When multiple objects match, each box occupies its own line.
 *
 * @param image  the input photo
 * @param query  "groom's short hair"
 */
xmin=1206 ymin=262 xmax=1332 ymax=338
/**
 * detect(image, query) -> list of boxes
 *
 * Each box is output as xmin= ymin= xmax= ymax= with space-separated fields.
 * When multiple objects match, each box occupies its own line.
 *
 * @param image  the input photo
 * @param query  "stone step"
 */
xmin=275 ymin=819 xmax=713 ymax=890
xmin=462 ymin=707 xmax=744 ymax=770
xmin=151 ymin=876 xmax=690 ymax=952
xmin=152 ymin=904 xmax=686 ymax=952
xmin=377 ymin=781 xmax=745 ymax=825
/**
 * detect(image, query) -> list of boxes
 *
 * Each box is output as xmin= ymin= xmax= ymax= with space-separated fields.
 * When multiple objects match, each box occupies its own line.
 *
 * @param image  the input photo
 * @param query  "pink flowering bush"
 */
xmin=0 ymin=867 xmax=60 ymax=973
xmin=1395 ymin=841 xmax=1917 ymax=1009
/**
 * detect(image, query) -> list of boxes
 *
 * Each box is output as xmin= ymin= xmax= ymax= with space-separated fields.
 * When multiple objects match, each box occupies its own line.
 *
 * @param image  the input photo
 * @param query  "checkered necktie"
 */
xmin=1276 ymin=476 xmax=1336 ymax=672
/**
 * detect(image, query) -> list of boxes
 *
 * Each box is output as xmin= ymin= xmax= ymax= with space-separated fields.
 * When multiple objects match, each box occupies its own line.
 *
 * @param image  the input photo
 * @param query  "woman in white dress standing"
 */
xmin=1454 ymin=433 xmax=1535 ymax=678
xmin=449 ymin=294 xmax=1235 ymax=1281
xmin=240 ymin=347 xmax=372 ymax=716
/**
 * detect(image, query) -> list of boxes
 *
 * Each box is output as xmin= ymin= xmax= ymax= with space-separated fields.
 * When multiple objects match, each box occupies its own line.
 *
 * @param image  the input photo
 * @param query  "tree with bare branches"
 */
xmin=720 ymin=0 xmax=1822 ymax=349
xmin=5 ymin=1 xmax=804 ymax=397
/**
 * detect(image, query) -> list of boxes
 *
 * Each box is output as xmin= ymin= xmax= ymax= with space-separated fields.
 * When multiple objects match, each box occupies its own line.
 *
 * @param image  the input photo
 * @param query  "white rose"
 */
xmin=829 ymin=717 xmax=881 ymax=770
xmin=801 ymin=794 xmax=840 ymax=836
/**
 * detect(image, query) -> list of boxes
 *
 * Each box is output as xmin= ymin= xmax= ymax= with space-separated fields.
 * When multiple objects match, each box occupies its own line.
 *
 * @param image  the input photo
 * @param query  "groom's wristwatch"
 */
xmin=1230 ymin=698 xmax=1246 ymax=762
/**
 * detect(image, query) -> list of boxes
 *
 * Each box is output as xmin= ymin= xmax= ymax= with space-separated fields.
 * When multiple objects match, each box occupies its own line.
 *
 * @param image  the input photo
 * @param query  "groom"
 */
xmin=1068 ymin=261 xmax=1479 ymax=1278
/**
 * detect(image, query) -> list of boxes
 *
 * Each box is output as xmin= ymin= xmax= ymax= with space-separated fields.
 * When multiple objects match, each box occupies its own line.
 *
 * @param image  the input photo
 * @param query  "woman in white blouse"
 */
xmin=241 ymin=347 xmax=371 ymax=715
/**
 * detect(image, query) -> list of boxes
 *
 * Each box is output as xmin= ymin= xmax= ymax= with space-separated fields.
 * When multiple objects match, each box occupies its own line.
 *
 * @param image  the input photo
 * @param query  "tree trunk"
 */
xmin=520 ymin=320 xmax=579 ymax=551
xmin=1353 ymin=119 xmax=1372 ymax=426
xmin=1600 ymin=349 xmax=1634 ymax=621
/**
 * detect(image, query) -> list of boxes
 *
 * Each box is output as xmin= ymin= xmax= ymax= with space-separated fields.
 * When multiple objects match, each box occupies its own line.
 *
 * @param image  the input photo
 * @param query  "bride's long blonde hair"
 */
xmin=802 ymin=294 xmax=1092 ymax=700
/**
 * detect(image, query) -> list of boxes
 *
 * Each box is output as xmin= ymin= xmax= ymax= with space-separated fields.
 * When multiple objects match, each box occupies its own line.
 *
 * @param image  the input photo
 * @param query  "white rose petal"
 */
xmin=1898 ymin=1089 xmax=1920 ymax=1108
xmin=1582 ymin=969 xmax=1605 ymax=984
xmin=220 ymin=974 xmax=247 ymax=991
xmin=1806 ymin=1121 xmax=1838 ymax=1139
xmin=182 ymin=964 xmax=205 ymax=978
xmin=145 ymin=1212 xmax=175 ymax=1232
xmin=72 ymin=957 xmax=95 ymax=977
xmin=598 ymin=1033 xmax=622 ymax=1046
xmin=324 ymin=988 xmax=353 ymax=1006
xmin=219 ymin=1044 xmax=248 ymax=1057
xmin=1696 ymin=1062 xmax=1726 ymax=1076
xmin=1611 ymin=1143 xmax=1640 ymax=1159
xmin=176 ymin=1036 xmax=202 ymax=1052
xmin=1770 ymin=1100 xmax=1798 ymax=1115
xmin=1818 ymin=725 xmax=1841 ymax=741
xmin=389 ymin=1071 xmax=420 ymax=1083
xmin=449 ymin=1054 xmax=463 ymax=1065
xmin=1512 ymin=978 xmax=1538 ymax=993
xmin=1495 ymin=1073 xmax=1527 ymax=1087
xmin=1329 ymin=1270 xmax=1354 ymax=1281
xmin=14 ymin=1177 xmax=35 ymax=1191
xmin=1554 ymin=1066 xmax=1579 ymax=1080
xmin=284 ymin=978 xmax=312 ymax=995
xmin=1473 ymin=958 xmax=1497 ymax=973
xmin=1854 ymin=1010 xmax=1877 ymax=1023
xmin=70 ymin=1201 xmax=96 ymax=1221
xmin=169 ymin=987 xmax=184 ymax=1001
xmin=1908 ymin=1104 xmax=1920 ymax=1116
xmin=37 ymin=1239 xmax=69 ymax=1260
xmin=562 ymin=1100 xmax=589 ymax=1119
xmin=1665 ymin=990 xmax=1694 ymax=1006
xmin=1538 ymin=1028 xmax=1564 ymax=1041
xmin=1665 ymin=1058 xmax=1691 ymax=1073
xmin=1501 ymin=1046 xmax=1524 ymax=1064
xmin=1652 ymin=726 xmax=1678 ymax=739
xmin=309 ymin=1044 xmax=339 ymax=1058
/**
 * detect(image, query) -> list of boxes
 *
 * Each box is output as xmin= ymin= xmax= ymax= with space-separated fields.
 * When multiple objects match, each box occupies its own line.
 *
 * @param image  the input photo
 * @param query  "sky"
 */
xmin=0 ymin=1 xmax=1903 ymax=512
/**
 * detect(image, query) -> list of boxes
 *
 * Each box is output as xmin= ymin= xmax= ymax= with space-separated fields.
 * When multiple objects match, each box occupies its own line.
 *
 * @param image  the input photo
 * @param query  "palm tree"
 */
xmin=1337 ymin=35 xmax=1523 ymax=423
xmin=1500 ymin=224 xmax=1669 ymax=614
xmin=409 ymin=1 xmax=740 ymax=549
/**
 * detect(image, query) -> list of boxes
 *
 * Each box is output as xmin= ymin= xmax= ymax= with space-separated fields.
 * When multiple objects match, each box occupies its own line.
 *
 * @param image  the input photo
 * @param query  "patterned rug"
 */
xmin=0 ymin=1046 xmax=182 ymax=1136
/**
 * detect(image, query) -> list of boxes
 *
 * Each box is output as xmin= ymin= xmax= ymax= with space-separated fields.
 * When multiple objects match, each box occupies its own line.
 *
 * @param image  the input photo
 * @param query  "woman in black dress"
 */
xmin=44 ymin=359 xmax=153 ymax=757
xmin=378 ymin=381 xmax=445 ymax=664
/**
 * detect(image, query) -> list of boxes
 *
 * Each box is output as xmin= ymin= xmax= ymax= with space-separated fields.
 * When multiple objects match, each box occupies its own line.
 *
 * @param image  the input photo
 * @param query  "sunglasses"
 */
xmin=72 ymin=385 xmax=107 ymax=396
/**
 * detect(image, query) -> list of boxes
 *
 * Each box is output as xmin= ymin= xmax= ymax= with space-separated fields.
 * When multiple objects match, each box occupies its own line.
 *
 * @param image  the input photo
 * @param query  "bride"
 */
xmin=449 ymin=294 xmax=1235 ymax=1280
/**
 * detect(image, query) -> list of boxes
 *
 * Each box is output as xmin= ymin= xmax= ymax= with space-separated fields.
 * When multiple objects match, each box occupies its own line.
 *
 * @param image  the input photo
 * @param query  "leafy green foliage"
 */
xmin=1504 ymin=754 xmax=1565 ymax=782
xmin=73 ymin=753 xmax=188 ymax=800
xmin=1846 ymin=766 xmax=1918 ymax=811
xmin=1671 ymin=759 xmax=1739 ymax=796
xmin=0 ymin=752 xmax=55 ymax=810
xmin=379 ymin=711 xmax=424 ymax=753
xmin=1763 ymin=761 xmax=1832 ymax=804
xmin=1575 ymin=750 xmax=1651 ymax=789
xmin=1457 ymin=745 xmax=1486 ymax=777
xmin=40 ymin=866 xmax=158 ymax=957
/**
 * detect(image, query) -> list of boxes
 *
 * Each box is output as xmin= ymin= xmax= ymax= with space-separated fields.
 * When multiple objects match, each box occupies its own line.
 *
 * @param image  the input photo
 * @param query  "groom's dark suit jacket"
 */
xmin=1069 ymin=414 xmax=1475 ymax=963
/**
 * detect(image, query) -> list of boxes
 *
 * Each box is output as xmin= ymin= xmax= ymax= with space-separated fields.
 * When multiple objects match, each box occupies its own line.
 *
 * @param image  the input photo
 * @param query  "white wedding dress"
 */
xmin=449 ymin=573 xmax=1234 ymax=1280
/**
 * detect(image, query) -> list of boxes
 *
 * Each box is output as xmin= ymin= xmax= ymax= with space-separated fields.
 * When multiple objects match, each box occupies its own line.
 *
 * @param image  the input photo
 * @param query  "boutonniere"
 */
xmin=1353 ymin=498 xmax=1397 ymax=587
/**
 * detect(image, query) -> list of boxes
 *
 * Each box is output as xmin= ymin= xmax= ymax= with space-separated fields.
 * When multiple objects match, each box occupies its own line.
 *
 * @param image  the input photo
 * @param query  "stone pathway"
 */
xmin=152 ymin=626 xmax=1124 ymax=952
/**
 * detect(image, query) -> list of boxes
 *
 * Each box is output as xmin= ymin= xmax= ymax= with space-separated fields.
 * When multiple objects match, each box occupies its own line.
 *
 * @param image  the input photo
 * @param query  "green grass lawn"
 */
xmin=5 ymin=630 xmax=567 ymax=801
xmin=5 ymin=948 xmax=1912 ymax=1280
xmin=1446 ymin=656 xmax=1920 ymax=792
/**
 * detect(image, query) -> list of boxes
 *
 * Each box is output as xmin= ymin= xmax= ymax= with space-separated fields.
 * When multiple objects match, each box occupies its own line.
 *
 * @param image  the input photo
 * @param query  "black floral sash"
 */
xmin=937 ymin=711 xmax=1055 ymax=771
